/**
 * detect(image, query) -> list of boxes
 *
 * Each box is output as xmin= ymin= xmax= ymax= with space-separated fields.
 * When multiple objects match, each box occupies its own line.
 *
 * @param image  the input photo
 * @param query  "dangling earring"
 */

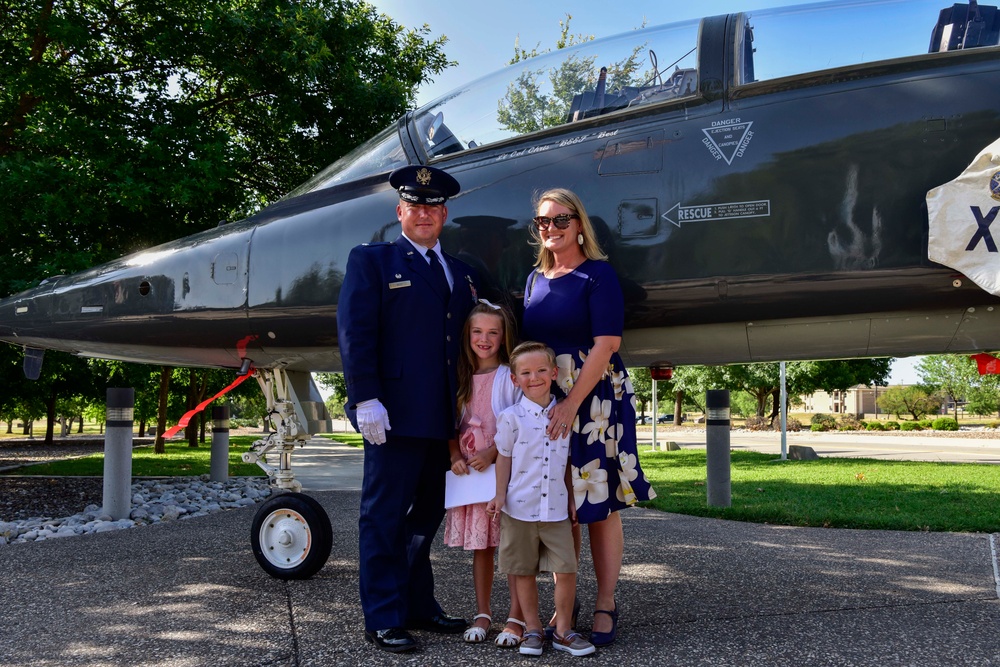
xmin=577 ymin=232 xmax=584 ymax=245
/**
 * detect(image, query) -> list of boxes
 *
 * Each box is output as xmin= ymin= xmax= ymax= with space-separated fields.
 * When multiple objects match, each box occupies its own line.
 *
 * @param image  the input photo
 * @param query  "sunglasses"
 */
xmin=532 ymin=214 xmax=578 ymax=230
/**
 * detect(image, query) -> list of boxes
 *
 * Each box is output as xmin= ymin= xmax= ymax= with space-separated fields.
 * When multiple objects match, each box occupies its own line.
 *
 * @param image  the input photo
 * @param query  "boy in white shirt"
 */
xmin=486 ymin=341 xmax=595 ymax=657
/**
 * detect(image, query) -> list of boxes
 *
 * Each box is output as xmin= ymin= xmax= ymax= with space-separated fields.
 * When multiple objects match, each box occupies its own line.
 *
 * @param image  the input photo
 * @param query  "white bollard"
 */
xmin=705 ymin=389 xmax=731 ymax=508
xmin=210 ymin=405 xmax=230 ymax=482
xmin=103 ymin=388 xmax=134 ymax=520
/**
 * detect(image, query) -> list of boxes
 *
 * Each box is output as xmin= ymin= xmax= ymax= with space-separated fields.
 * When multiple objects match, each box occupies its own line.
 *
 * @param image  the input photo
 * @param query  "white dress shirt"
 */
xmin=401 ymin=233 xmax=454 ymax=290
xmin=494 ymin=395 xmax=572 ymax=522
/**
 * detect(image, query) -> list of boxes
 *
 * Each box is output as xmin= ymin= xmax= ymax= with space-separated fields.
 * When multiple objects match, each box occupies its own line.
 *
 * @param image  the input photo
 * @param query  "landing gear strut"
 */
xmin=243 ymin=368 xmax=333 ymax=579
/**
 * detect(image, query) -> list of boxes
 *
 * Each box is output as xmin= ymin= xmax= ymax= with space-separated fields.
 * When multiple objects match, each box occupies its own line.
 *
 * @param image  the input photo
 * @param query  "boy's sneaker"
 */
xmin=552 ymin=631 xmax=596 ymax=656
xmin=519 ymin=631 xmax=545 ymax=656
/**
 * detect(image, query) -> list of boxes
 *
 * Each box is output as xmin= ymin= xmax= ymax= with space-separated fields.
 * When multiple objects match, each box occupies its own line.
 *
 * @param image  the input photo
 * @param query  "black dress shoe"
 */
xmin=408 ymin=612 xmax=467 ymax=634
xmin=364 ymin=627 xmax=417 ymax=653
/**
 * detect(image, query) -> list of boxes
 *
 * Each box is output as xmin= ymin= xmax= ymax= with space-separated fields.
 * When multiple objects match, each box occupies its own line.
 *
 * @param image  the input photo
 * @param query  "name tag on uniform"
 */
xmin=389 ymin=280 xmax=411 ymax=289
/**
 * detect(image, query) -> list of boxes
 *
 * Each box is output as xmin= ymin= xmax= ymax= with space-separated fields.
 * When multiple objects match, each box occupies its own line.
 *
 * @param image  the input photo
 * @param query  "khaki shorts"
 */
xmin=498 ymin=513 xmax=577 ymax=575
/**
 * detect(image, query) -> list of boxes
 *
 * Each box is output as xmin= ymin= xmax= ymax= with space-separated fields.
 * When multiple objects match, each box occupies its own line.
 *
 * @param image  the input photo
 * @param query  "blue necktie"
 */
xmin=426 ymin=249 xmax=451 ymax=294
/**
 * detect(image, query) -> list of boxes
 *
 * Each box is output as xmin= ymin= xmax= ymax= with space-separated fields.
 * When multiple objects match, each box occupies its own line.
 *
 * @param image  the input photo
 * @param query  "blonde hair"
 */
xmin=529 ymin=188 xmax=607 ymax=273
xmin=456 ymin=301 xmax=518 ymax=416
xmin=508 ymin=341 xmax=557 ymax=373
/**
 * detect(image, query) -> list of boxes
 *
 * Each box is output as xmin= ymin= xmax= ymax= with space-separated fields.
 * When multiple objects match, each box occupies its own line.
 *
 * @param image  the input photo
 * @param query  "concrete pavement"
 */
xmin=2 ymin=433 xmax=1000 ymax=666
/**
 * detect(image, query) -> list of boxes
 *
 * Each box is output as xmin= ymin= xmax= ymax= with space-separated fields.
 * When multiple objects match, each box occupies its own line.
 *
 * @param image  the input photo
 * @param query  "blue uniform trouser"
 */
xmin=358 ymin=434 xmax=449 ymax=631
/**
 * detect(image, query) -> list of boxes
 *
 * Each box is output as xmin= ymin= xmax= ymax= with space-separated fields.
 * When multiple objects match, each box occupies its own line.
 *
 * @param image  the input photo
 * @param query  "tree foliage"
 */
xmin=877 ymin=386 xmax=942 ymax=420
xmin=0 ymin=1 xmax=450 ymax=436
xmin=628 ymin=367 xmax=652 ymax=416
xmin=1 ymin=0 xmax=451 ymax=297
xmin=496 ymin=15 xmax=649 ymax=134
xmin=917 ymin=354 xmax=980 ymax=419
xmin=315 ymin=371 xmax=347 ymax=418
xmin=669 ymin=359 xmax=890 ymax=419
xmin=917 ymin=353 xmax=1000 ymax=418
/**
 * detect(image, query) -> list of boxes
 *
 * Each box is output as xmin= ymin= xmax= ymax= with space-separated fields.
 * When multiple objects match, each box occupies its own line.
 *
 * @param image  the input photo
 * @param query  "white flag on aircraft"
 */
xmin=927 ymin=136 xmax=1000 ymax=296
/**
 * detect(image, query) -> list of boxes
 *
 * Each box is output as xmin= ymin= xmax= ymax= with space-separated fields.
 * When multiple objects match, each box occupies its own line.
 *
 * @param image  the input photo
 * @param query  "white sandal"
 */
xmin=494 ymin=617 xmax=526 ymax=647
xmin=463 ymin=613 xmax=492 ymax=643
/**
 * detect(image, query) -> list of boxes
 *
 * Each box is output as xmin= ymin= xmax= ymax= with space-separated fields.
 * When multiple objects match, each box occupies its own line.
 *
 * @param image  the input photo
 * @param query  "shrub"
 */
xmin=810 ymin=423 xmax=825 ymax=432
xmin=900 ymin=421 xmax=922 ymax=431
xmin=785 ymin=418 xmax=802 ymax=432
xmin=866 ymin=421 xmax=885 ymax=431
xmin=810 ymin=414 xmax=837 ymax=431
xmin=838 ymin=415 xmax=865 ymax=431
xmin=744 ymin=416 xmax=771 ymax=431
xmin=918 ymin=419 xmax=933 ymax=429
xmin=989 ymin=421 xmax=1000 ymax=430
xmin=230 ymin=418 xmax=260 ymax=428
xmin=932 ymin=417 xmax=959 ymax=431
xmin=885 ymin=421 xmax=900 ymax=430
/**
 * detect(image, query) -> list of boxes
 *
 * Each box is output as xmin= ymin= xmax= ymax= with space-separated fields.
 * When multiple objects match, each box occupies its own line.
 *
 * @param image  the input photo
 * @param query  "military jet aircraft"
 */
xmin=3 ymin=0 xmax=1000 ymax=578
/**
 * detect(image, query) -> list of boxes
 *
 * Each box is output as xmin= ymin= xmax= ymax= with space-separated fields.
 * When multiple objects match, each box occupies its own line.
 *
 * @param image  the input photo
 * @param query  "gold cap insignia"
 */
xmin=416 ymin=167 xmax=433 ymax=186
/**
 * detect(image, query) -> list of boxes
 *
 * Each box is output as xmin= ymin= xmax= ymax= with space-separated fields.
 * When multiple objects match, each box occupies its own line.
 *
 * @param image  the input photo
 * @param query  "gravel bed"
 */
xmin=0 ymin=437 xmax=269 ymax=528
xmin=0 ymin=440 xmax=107 ymax=521
xmin=0 ymin=477 xmax=106 ymax=523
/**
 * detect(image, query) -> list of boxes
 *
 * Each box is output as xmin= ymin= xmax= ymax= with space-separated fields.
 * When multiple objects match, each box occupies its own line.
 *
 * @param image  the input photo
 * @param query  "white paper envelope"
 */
xmin=444 ymin=464 xmax=496 ymax=510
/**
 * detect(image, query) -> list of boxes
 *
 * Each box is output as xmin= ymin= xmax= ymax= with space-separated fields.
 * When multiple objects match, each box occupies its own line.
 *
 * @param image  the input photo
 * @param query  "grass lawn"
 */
xmin=5 ymin=433 xmax=365 ymax=477
xmin=639 ymin=447 xmax=1000 ymax=533
xmin=10 ymin=435 xmax=268 ymax=477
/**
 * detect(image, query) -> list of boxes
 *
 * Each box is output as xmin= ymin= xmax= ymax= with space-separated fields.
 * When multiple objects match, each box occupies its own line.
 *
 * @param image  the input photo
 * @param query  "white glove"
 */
xmin=357 ymin=399 xmax=391 ymax=445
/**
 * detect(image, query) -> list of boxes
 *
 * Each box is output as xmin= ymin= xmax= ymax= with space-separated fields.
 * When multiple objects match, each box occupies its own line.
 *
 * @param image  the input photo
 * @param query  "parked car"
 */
xmin=657 ymin=414 xmax=686 ymax=423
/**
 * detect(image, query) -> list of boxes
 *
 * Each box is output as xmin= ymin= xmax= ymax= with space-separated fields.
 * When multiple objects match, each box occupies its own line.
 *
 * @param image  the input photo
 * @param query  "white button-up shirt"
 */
xmin=401 ymin=233 xmax=454 ymax=290
xmin=494 ymin=395 xmax=571 ymax=522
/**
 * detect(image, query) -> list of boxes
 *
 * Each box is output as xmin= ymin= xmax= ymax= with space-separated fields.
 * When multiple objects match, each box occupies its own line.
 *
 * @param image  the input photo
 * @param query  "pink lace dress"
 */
xmin=444 ymin=369 xmax=501 ymax=550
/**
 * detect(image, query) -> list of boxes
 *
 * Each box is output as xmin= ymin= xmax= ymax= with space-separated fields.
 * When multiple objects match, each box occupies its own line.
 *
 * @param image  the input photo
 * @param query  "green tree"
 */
xmin=91 ymin=360 xmax=167 ymax=436
xmin=230 ymin=381 xmax=269 ymax=428
xmin=729 ymin=391 xmax=759 ymax=419
xmin=963 ymin=358 xmax=1000 ymax=417
xmin=671 ymin=360 xmax=889 ymax=422
xmin=315 ymin=372 xmax=347 ymax=403
xmin=316 ymin=372 xmax=348 ymax=420
xmin=876 ymin=386 xmax=942 ymax=420
xmin=671 ymin=365 xmax=728 ymax=415
xmin=2 ymin=1 xmax=452 ymax=300
xmin=628 ymin=367 xmax=652 ymax=417
xmin=806 ymin=359 xmax=891 ymax=393
xmin=917 ymin=355 xmax=978 ymax=419
xmin=1 ymin=0 xmax=450 ymax=430
xmin=496 ymin=15 xmax=649 ymax=134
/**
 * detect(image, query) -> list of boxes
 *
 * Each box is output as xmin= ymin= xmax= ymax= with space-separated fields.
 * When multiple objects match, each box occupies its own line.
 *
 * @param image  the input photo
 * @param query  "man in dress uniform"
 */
xmin=338 ymin=165 xmax=479 ymax=653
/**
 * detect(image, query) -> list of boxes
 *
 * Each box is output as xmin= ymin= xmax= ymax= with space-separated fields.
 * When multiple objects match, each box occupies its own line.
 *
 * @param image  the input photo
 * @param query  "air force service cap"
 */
xmin=389 ymin=165 xmax=460 ymax=205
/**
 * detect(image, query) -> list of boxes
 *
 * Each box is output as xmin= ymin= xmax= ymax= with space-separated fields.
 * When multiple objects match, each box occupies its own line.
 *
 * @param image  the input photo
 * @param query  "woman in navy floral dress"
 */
xmin=521 ymin=188 xmax=656 ymax=647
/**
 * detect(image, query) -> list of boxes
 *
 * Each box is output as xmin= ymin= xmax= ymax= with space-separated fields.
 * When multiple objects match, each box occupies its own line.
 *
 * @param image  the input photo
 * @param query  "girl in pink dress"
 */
xmin=445 ymin=300 xmax=525 ymax=646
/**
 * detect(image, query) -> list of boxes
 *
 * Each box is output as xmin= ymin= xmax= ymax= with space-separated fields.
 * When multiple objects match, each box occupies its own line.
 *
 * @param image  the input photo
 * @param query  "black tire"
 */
xmin=251 ymin=492 xmax=332 ymax=580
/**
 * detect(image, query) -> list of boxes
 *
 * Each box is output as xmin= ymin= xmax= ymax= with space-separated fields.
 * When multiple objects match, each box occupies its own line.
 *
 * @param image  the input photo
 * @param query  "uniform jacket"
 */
xmin=338 ymin=235 xmax=478 ymax=440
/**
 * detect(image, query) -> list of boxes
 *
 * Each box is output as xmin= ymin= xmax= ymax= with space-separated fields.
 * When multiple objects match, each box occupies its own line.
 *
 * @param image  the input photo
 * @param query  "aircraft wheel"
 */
xmin=251 ymin=492 xmax=332 ymax=580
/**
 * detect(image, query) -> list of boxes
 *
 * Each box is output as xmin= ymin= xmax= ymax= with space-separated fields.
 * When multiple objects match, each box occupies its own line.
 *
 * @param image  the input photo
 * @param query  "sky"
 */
xmin=361 ymin=0 xmax=924 ymax=385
